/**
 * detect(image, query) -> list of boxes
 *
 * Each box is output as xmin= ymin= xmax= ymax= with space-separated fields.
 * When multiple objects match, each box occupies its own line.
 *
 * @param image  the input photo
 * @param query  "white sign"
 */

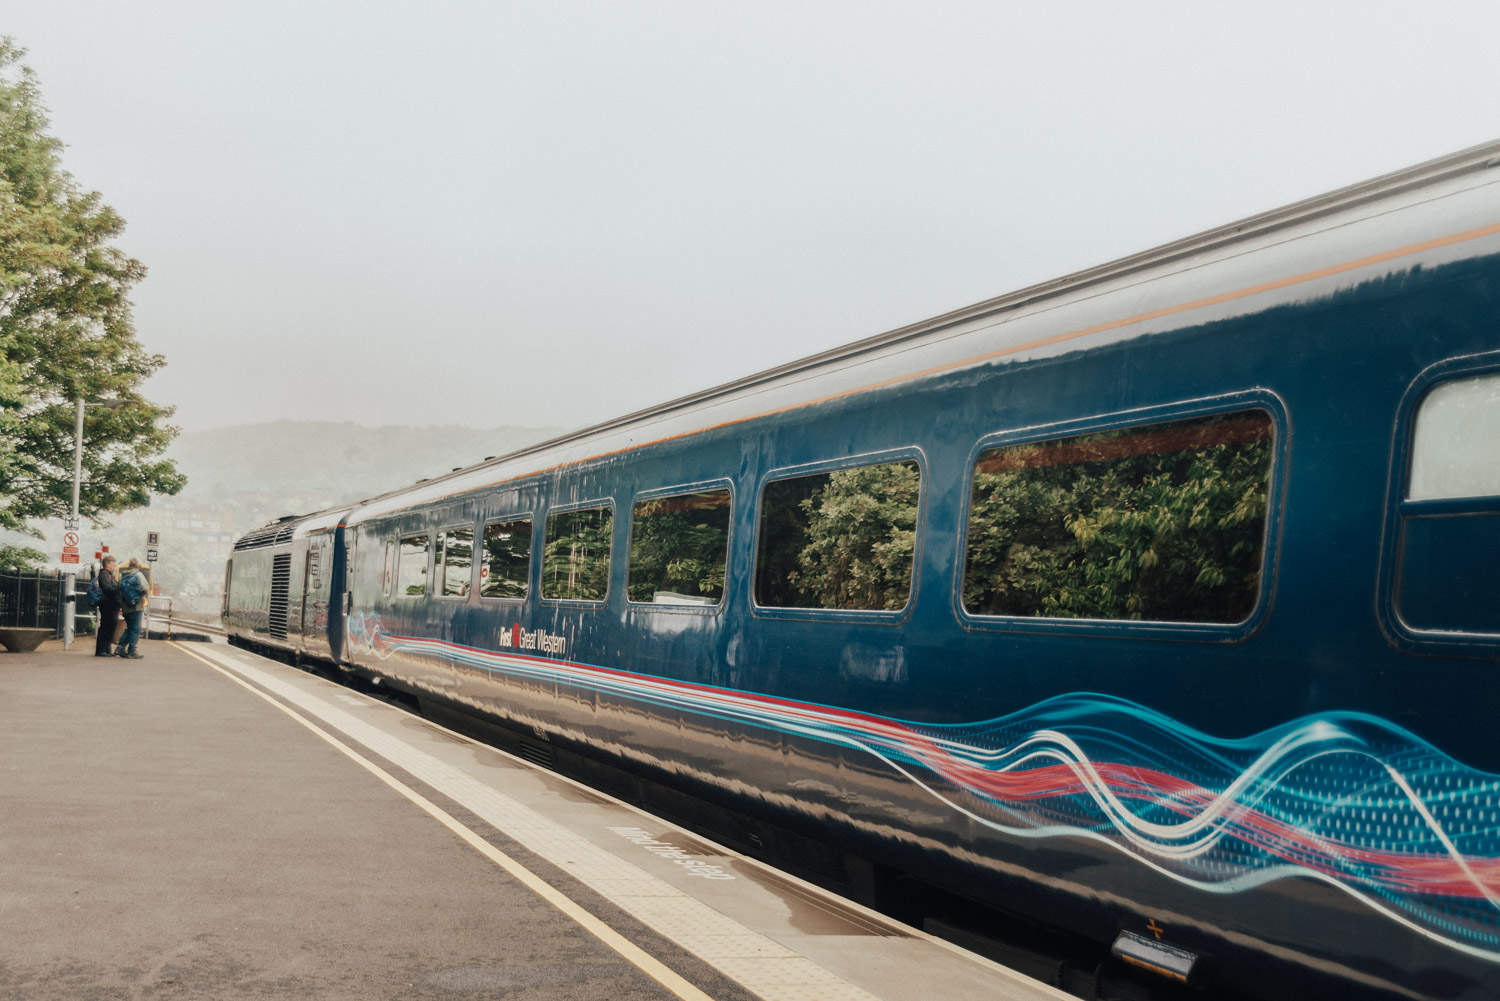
xmin=64 ymin=516 xmax=80 ymax=532
xmin=147 ymin=531 xmax=160 ymax=547
xmin=63 ymin=531 xmax=79 ymax=548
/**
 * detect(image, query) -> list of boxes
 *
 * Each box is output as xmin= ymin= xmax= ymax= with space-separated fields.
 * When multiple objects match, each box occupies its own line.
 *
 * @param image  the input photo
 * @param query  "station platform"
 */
xmin=0 ymin=637 xmax=1071 ymax=1001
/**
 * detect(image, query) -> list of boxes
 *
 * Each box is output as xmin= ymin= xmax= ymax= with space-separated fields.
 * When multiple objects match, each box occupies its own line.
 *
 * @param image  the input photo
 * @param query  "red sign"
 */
xmin=61 ymin=552 xmax=79 ymax=564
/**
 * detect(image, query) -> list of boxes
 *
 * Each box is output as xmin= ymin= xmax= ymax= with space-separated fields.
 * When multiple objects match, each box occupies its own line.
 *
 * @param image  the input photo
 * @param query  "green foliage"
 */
xmin=480 ymin=520 xmax=532 ymax=599
xmin=0 ymin=38 xmax=184 ymax=537
xmin=755 ymin=461 xmax=920 ymax=611
xmin=0 ymin=542 xmax=46 ymax=569
xmin=626 ymin=492 xmax=730 ymax=603
xmin=792 ymin=461 xmax=920 ymax=610
xmin=541 ymin=508 xmax=612 ymax=601
xmin=962 ymin=424 xmax=1272 ymax=622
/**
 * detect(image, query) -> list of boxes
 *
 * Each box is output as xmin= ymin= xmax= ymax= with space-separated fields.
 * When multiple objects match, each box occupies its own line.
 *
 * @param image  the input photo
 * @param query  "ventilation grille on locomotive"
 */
xmin=269 ymin=554 xmax=291 ymax=639
xmin=233 ymin=518 xmax=303 ymax=551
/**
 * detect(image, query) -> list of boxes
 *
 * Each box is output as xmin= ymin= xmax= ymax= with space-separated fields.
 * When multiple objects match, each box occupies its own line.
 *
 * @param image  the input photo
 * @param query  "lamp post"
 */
xmin=62 ymin=398 xmax=126 ymax=649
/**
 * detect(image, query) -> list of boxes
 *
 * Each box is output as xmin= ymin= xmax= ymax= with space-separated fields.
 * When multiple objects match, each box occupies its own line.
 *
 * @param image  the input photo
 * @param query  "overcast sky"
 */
xmin=7 ymin=2 xmax=1500 ymax=433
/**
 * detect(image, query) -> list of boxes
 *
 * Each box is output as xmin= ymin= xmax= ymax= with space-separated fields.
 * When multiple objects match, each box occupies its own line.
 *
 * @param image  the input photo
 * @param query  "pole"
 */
xmin=62 ymin=399 xmax=84 ymax=649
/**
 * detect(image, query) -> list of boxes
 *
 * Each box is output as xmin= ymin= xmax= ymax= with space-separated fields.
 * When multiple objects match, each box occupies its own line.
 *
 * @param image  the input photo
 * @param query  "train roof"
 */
xmin=332 ymin=140 xmax=1500 ymax=525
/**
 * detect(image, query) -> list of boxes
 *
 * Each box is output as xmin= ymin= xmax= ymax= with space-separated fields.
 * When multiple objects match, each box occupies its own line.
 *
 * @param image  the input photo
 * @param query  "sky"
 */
xmin=6 ymin=2 xmax=1500 ymax=434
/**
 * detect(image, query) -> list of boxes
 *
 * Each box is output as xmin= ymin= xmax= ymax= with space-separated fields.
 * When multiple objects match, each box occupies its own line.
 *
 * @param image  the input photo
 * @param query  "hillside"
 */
xmin=166 ymin=421 xmax=571 ymax=512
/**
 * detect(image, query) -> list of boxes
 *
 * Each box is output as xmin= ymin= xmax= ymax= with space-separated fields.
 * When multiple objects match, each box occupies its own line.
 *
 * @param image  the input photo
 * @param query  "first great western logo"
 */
xmin=497 ymin=623 xmax=568 ymax=656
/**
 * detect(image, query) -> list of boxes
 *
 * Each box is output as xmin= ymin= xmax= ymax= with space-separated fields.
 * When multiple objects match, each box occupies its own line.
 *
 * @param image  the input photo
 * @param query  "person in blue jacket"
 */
xmin=115 ymin=557 xmax=149 ymax=659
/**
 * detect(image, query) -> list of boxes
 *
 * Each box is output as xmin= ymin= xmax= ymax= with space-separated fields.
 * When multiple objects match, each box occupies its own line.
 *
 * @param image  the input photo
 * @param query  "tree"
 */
xmin=791 ymin=462 xmax=919 ymax=610
xmin=0 ymin=542 xmax=46 ymax=569
xmin=0 ymin=38 xmax=184 ymax=547
xmin=753 ymin=461 xmax=921 ymax=611
xmin=962 ymin=417 xmax=1272 ymax=622
xmin=626 ymin=491 xmax=730 ymax=603
xmin=541 ymin=508 xmax=612 ymax=600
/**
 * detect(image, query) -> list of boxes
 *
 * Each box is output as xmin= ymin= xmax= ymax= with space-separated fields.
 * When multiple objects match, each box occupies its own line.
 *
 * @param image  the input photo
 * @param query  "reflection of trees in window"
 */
xmin=481 ymin=519 xmax=532 ymax=599
xmin=438 ymin=528 xmax=473 ymax=597
xmin=962 ymin=411 xmax=1273 ymax=622
xmin=628 ymin=490 xmax=730 ymax=604
xmin=755 ymin=460 xmax=921 ymax=610
xmin=542 ymin=507 xmax=612 ymax=601
xmin=398 ymin=534 xmax=429 ymax=597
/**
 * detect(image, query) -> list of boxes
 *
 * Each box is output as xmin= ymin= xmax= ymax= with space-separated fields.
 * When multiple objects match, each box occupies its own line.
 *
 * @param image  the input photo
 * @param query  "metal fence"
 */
xmin=0 ymin=570 xmax=64 ymax=633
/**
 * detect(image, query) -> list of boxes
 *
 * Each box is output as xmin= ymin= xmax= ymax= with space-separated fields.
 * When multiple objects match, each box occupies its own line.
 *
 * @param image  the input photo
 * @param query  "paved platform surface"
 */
xmin=0 ymin=638 xmax=1070 ymax=1001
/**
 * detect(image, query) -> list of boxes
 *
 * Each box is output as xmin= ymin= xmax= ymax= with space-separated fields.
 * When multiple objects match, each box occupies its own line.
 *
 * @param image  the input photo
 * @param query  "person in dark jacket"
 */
xmin=94 ymin=556 xmax=121 ymax=658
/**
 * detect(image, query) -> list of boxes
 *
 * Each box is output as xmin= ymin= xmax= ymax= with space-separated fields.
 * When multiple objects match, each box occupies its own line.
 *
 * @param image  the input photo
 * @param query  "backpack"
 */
xmin=85 ymin=577 xmax=103 ymax=609
xmin=120 ymin=570 xmax=146 ymax=606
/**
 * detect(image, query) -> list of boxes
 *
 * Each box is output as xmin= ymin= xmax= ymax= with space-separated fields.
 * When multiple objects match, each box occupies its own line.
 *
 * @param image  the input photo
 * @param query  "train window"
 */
xmin=962 ymin=411 xmax=1274 ymax=623
xmin=397 ymin=533 xmax=429 ymax=597
xmin=307 ymin=548 xmax=320 ymax=589
xmin=1407 ymin=372 xmax=1500 ymax=501
xmin=541 ymin=506 xmax=612 ymax=602
xmin=755 ymin=459 xmax=920 ymax=610
xmin=382 ymin=539 xmax=394 ymax=596
xmin=628 ymin=488 xmax=731 ymax=606
xmin=1390 ymin=369 xmax=1500 ymax=640
xmin=481 ymin=518 xmax=532 ymax=599
xmin=436 ymin=528 xmax=473 ymax=598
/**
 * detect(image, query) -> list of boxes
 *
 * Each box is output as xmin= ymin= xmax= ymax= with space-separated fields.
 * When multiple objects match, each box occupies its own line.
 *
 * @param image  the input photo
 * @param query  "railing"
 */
xmin=0 ymin=574 xmax=232 ymax=642
xmin=0 ymin=570 xmax=64 ymax=635
xmin=151 ymin=596 xmax=226 ymax=639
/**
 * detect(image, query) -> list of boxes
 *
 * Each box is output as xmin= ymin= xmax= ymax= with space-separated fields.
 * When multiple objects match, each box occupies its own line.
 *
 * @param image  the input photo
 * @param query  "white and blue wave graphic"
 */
xmin=346 ymin=612 xmax=1500 ymax=961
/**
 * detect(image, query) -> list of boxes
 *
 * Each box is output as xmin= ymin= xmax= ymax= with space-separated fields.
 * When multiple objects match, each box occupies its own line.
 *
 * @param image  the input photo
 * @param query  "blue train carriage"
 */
xmin=224 ymin=506 xmax=353 ymax=662
xmin=235 ymin=141 xmax=1500 ymax=1000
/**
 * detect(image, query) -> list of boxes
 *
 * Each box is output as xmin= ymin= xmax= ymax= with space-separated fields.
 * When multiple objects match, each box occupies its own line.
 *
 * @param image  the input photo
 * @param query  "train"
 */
xmin=226 ymin=141 xmax=1500 ymax=1000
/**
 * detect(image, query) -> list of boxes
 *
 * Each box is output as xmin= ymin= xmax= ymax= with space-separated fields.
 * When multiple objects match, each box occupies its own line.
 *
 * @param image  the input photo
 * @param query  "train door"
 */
xmin=334 ymin=527 xmax=356 ymax=664
xmin=300 ymin=534 xmax=331 ymax=653
xmin=344 ymin=528 xmax=357 ymax=615
xmin=297 ymin=540 xmax=314 ymax=639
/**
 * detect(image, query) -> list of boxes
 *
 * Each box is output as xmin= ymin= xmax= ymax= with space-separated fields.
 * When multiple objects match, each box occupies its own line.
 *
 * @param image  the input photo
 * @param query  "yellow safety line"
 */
xmin=172 ymin=643 xmax=716 ymax=1001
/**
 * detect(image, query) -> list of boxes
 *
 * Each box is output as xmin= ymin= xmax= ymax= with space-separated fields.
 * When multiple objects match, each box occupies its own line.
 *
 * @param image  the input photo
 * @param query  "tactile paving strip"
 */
xmin=215 ymin=651 xmax=885 ymax=1001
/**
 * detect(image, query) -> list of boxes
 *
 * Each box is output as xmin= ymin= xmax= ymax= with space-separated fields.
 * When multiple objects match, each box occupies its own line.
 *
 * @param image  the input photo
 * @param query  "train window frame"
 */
xmin=396 ymin=532 xmax=431 ymax=599
xmin=625 ymin=479 xmax=734 ymax=615
xmin=382 ymin=538 xmax=394 ymax=597
xmin=433 ymin=523 xmax=477 ymax=602
xmin=1378 ymin=350 xmax=1500 ymax=656
xmin=478 ymin=513 xmax=534 ymax=604
xmin=539 ymin=499 xmax=615 ymax=606
xmin=954 ymin=392 xmax=1287 ymax=642
xmin=749 ymin=447 xmax=926 ymax=624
